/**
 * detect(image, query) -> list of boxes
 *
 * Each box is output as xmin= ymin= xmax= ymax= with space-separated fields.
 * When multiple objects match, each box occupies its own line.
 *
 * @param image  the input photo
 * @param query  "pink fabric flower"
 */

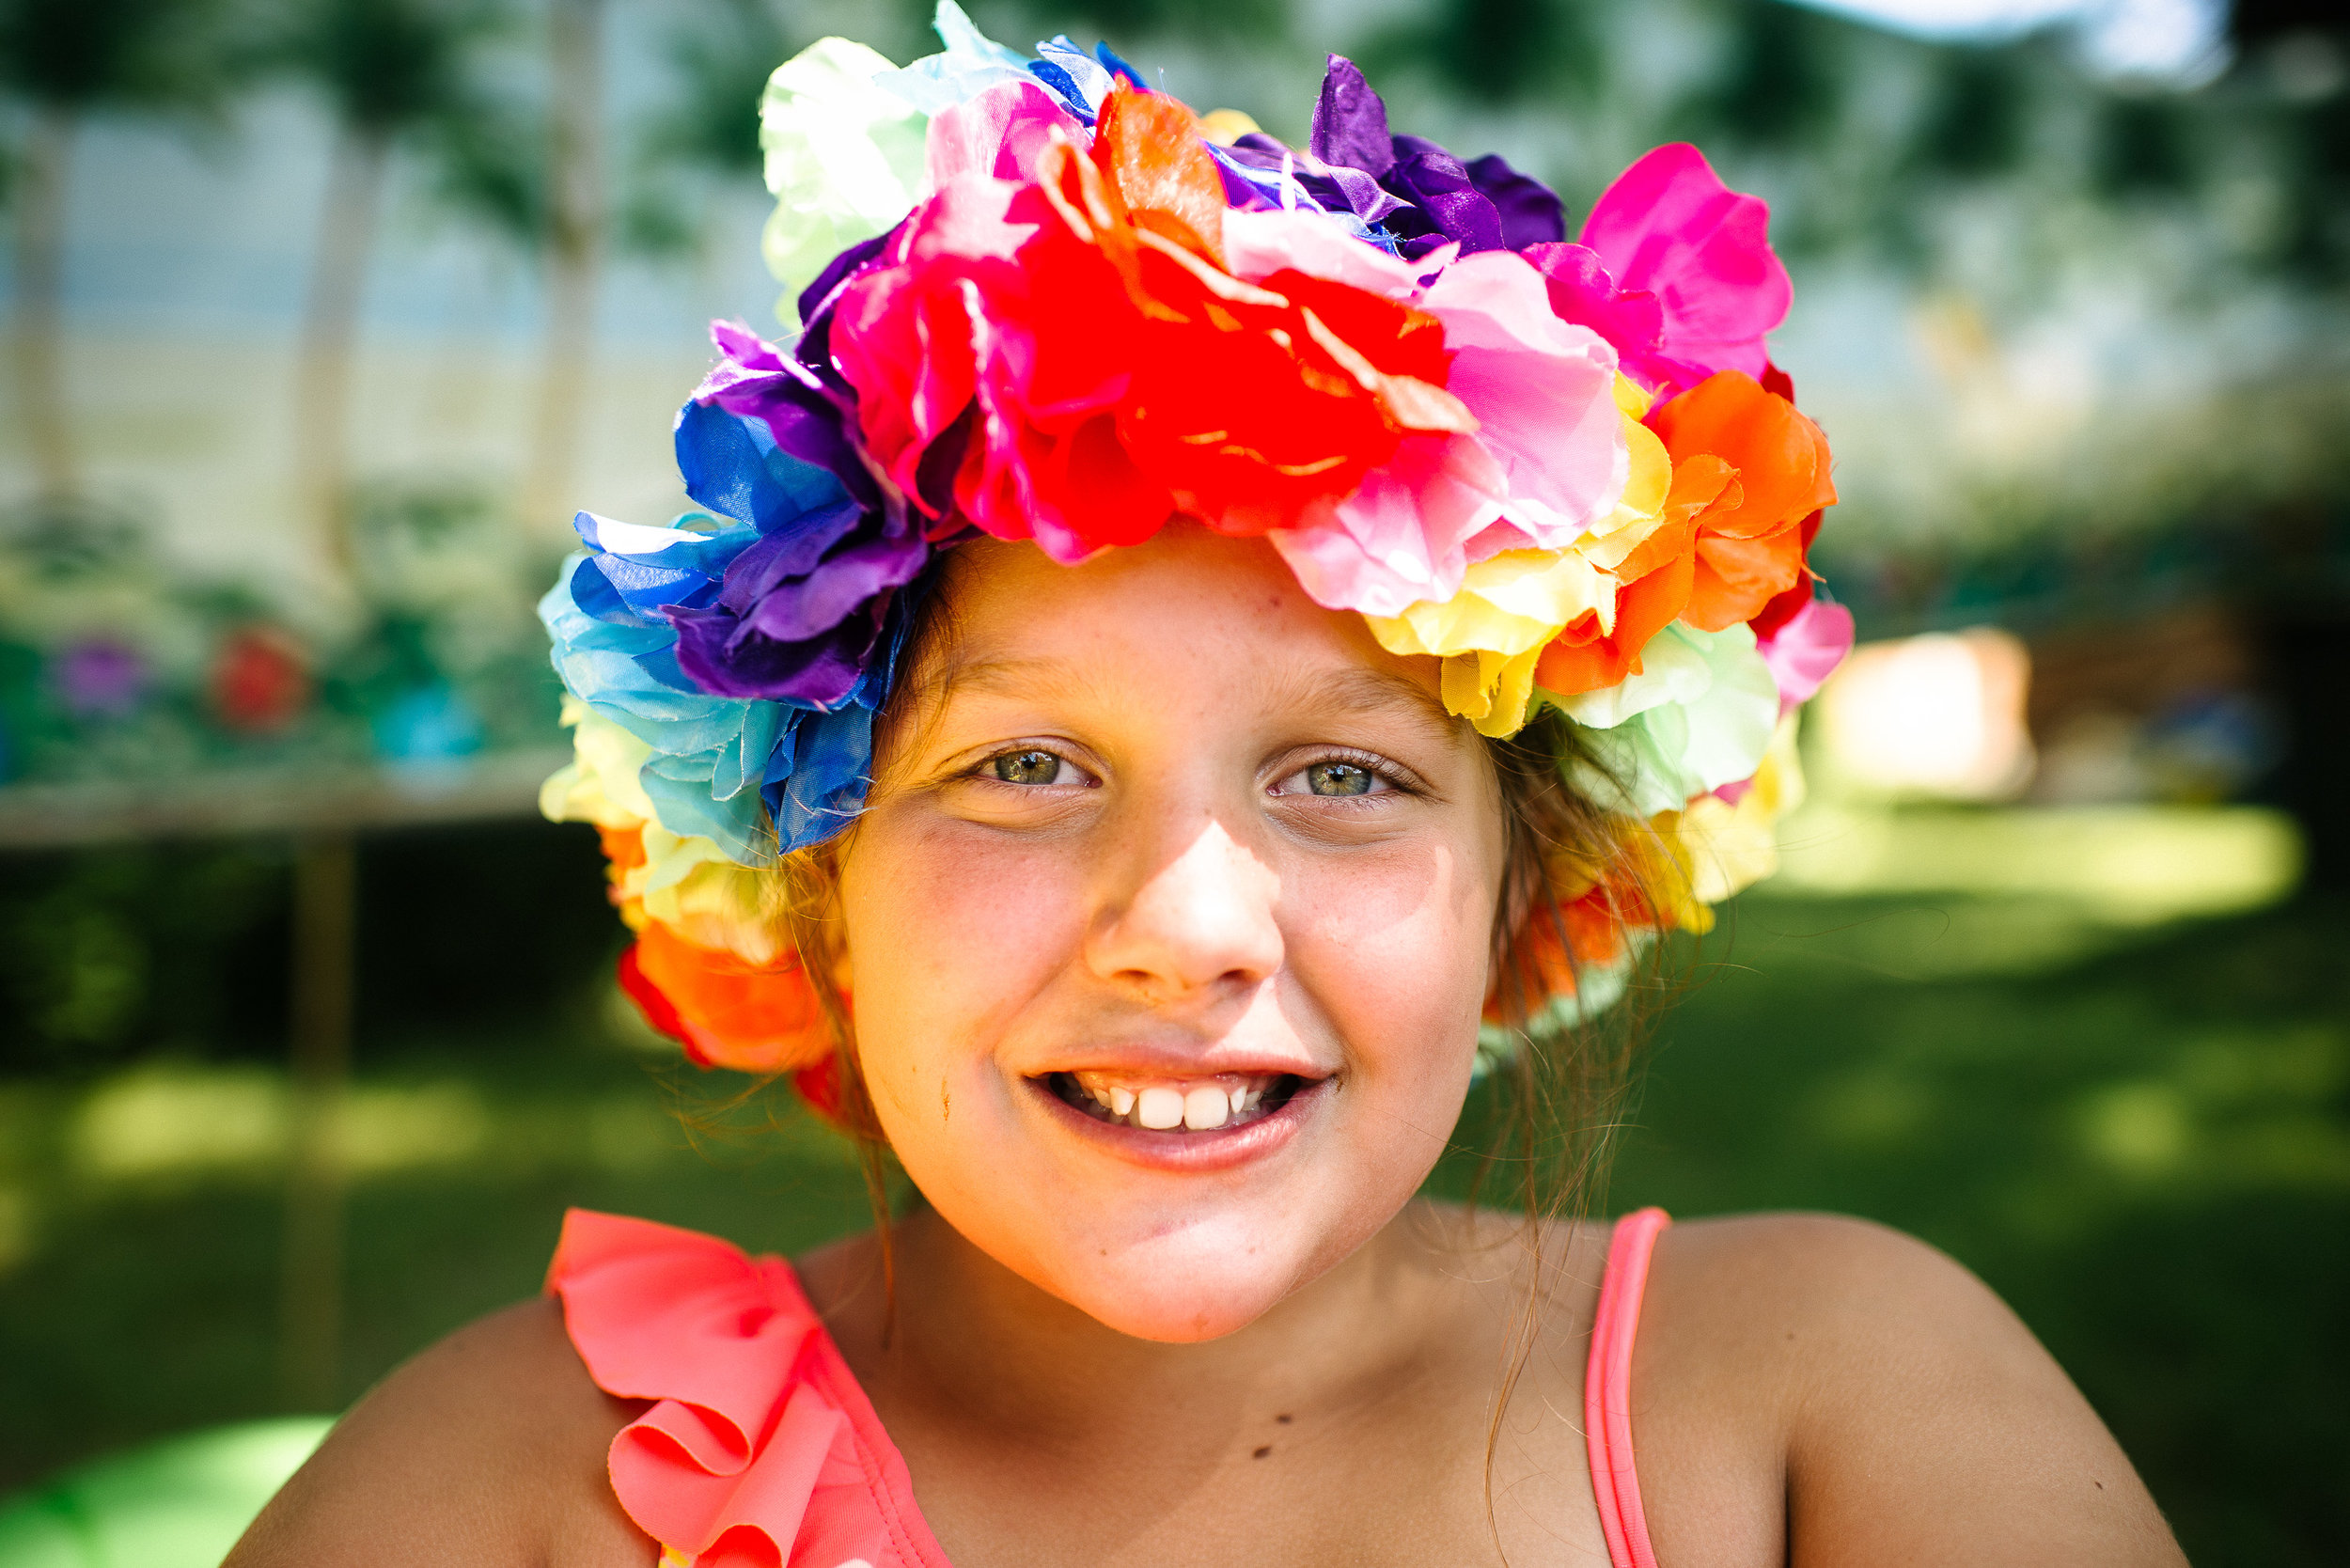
xmin=1272 ymin=432 xmax=1507 ymax=616
xmin=1266 ymin=248 xmax=1625 ymax=617
xmin=1756 ymin=595 xmax=1854 ymax=714
xmin=921 ymin=78 xmax=1083 ymax=190
xmin=1525 ymin=143 xmax=1791 ymax=400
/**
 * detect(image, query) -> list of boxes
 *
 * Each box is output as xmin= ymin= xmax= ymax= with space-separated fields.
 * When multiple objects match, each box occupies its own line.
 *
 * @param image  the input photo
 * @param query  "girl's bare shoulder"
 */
xmin=1636 ymin=1212 xmax=2186 ymax=1568
xmin=226 ymin=1297 xmax=653 ymax=1568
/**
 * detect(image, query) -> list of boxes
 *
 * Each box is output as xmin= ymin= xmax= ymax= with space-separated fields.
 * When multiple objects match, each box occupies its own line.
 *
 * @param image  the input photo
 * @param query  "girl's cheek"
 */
xmin=846 ymin=819 xmax=1090 ymax=1065
xmin=1286 ymin=841 xmax=1491 ymax=1030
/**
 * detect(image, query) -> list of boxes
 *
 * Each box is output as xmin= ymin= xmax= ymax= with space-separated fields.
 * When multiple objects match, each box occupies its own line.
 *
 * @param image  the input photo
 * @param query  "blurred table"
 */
xmin=0 ymin=747 xmax=568 ymax=849
xmin=0 ymin=747 xmax=569 ymax=1412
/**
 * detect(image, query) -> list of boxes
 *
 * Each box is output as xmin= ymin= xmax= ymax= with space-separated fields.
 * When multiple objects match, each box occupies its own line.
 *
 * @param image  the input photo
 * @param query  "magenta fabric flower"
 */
xmin=1525 ymin=144 xmax=1792 ymax=400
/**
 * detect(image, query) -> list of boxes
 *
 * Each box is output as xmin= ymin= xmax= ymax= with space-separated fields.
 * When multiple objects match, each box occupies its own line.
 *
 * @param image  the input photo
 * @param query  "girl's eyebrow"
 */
xmin=934 ymin=655 xmax=1461 ymax=742
xmin=1288 ymin=666 xmax=1460 ymax=737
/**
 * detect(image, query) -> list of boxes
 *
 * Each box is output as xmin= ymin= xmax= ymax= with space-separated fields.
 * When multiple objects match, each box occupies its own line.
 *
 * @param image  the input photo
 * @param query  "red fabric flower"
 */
xmin=829 ymin=83 xmax=1469 ymax=561
xmin=209 ymin=627 xmax=311 ymax=735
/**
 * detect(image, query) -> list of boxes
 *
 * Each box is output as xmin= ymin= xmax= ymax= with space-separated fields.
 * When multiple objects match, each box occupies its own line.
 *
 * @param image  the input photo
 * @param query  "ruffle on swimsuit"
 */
xmin=546 ymin=1210 xmax=952 ymax=1568
xmin=546 ymin=1206 xmax=1668 ymax=1568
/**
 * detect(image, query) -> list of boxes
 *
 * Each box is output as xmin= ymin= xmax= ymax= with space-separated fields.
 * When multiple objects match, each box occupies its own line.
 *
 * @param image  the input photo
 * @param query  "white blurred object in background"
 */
xmin=1815 ymin=628 xmax=2037 ymax=799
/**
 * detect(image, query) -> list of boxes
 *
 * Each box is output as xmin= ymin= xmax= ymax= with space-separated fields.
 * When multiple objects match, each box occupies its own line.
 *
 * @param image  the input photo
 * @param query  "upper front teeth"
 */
xmin=1072 ymin=1072 xmax=1275 ymax=1132
xmin=1136 ymin=1087 xmax=1185 ymax=1130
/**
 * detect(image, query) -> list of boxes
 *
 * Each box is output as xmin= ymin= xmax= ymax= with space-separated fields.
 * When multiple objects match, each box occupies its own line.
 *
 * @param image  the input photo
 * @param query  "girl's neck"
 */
xmin=812 ymin=1200 xmax=1524 ymax=1450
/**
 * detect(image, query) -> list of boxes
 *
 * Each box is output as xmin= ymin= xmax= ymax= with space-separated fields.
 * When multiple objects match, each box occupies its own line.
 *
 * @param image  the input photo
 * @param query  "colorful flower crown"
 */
xmin=540 ymin=3 xmax=1856 ymax=1077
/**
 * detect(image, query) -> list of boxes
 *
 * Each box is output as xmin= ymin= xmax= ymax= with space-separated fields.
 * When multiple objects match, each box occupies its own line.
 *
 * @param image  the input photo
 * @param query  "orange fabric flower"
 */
xmin=1532 ymin=371 xmax=1832 ymax=695
xmin=1532 ymin=455 xmax=1729 ymax=695
xmin=1646 ymin=370 xmax=1836 ymax=631
xmin=1484 ymin=875 xmax=1647 ymax=1023
xmin=621 ymin=920 xmax=830 ymax=1074
xmin=597 ymin=823 xmax=648 ymax=875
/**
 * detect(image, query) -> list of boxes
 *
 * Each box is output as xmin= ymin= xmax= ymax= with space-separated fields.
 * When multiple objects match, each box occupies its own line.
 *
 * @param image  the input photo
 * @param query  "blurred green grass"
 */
xmin=0 ymin=873 xmax=2342 ymax=1564
xmin=1612 ymin=887 xmax=2348 ymax=1564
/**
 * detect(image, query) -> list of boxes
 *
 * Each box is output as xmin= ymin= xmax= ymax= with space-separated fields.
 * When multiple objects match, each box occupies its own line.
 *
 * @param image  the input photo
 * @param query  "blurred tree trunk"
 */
xmin=12 ymin=103 xmax=79 ymax=506
xmin=291 ymin=125 xmax=388 ymax=589
xmin=519 ymin=0 xmax=603 ymax=540
xmin=2264 ymin=605 xmax=2350 ymax=893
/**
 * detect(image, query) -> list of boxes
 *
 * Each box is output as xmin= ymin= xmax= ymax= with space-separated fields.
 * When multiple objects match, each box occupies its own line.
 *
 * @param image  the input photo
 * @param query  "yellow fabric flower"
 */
xmin=1578 ymin=378 xmax=1674 ymax=573
xmin=634 ymin=827 xmax=792 ymax=966
xmin=1361 ymin=377 xmax=1676 ymax=736
xmin=543 ymin=698 xmax=791 ymax=964
xmin=1646 ymin=712 xmax=1808 ymax=929
xmin=1367 ymin=547 xmax=1615 ymax=735
xmin=539 ymin=696 xmax=656 ymax=830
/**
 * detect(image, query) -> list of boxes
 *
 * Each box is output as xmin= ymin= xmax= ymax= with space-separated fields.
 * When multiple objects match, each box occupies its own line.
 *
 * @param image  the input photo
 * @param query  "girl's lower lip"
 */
xmin=1025 ymin=1074 xmax=1324 ymax=1172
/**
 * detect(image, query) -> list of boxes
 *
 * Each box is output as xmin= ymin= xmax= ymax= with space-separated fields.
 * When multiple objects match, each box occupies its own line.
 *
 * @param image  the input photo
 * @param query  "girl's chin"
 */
xmin=1021 ymin=1212 xmax=1371 ymax=1343
xmin=1054 ymin=1270 xmax=1295 ymax=1343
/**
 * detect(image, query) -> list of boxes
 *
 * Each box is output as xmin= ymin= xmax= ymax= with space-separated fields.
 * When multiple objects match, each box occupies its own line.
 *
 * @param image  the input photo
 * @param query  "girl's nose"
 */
xmin=1083 ymin=815 xmax=1284 ymax=1010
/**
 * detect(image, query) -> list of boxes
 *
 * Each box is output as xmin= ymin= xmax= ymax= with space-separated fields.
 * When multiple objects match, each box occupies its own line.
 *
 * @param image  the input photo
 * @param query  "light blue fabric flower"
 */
xmin=874 ymin=0 xmax=1033 ymax=113
xmin=541 ymin=539 xmax=788 ymax=865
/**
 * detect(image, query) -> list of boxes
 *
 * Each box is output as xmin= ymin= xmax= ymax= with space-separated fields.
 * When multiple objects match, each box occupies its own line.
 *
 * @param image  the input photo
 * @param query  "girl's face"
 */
xmin=838 ymin=525 xmax=1508 ymax=1341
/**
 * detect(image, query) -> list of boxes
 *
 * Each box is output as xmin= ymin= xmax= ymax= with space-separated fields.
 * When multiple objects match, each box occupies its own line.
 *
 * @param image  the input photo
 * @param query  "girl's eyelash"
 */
xmin=1284 ymin=748 xmax=1422 ymax=796
xmin=948 ymin=745 xmax=1418 ymax=792
xmin=963 ymin=744 xmax=1084 ymax=782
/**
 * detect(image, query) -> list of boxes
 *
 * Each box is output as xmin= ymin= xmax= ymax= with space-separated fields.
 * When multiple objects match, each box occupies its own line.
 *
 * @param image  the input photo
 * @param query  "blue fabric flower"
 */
xmin=669 ymin=325 xmax=930 ymax=707
xmin=539 ymin=319 xmax=941 ymax=859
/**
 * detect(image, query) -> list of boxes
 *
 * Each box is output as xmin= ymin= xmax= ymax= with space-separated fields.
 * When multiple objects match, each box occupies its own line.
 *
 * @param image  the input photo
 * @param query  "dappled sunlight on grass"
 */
xmin=0 ymin=1025 xmax=875 ymax=1490
xmin=1777 ymin=804 xmax=2303 ymax=924
xmin=1608 ymin=879 xmax=2349 ymax=1568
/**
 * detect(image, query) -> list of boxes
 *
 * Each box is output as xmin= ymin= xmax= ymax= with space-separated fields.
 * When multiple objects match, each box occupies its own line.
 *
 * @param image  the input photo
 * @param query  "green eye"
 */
xmin=1306 ymin=761 xmax=1375 ymax=796
xmin=991 ymin=749 xmax=1064 ymax=786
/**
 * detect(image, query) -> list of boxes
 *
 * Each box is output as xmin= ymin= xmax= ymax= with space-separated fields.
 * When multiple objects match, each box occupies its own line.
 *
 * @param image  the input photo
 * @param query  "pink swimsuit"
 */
xmin=548 ymin=1207 xmax=1670 ymax=1568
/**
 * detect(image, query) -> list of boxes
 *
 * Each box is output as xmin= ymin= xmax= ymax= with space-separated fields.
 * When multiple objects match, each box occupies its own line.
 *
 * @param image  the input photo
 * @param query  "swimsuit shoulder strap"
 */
xmin=545 ymin=1209 xmax=954 ymax=1568
xmin=1584 ymin=1206 xmax=1671 ymax=1568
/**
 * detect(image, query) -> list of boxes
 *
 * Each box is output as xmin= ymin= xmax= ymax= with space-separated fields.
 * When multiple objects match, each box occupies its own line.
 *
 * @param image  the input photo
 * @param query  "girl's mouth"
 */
xmin=1040 ymin=1070 xmax=1308 ymax=1133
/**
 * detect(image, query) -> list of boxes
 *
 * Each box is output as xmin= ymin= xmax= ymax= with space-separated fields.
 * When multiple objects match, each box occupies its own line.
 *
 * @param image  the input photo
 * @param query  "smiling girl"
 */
xmin=230 ymin=14 xmax=2186 ymax=1568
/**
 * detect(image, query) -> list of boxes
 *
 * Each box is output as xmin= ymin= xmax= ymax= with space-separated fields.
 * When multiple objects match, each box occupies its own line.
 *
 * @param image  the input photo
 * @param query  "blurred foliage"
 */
xmin=642 ymin=0 xmax=793 ymax=178
xmin=1910 ymin=46 xmax=2029 ymax=180
xmin=255 ymin=0 xmax=505 ymax=139
xmin=614 ymin=0 xmax=804 ymax=259
xmin=1357 ymin=0 xmax=1604 ymax=104
xmin=0 ymin=0 xmax=237 ymax=117
xmin=1687 ymin=0 xmax=1849 ymax=149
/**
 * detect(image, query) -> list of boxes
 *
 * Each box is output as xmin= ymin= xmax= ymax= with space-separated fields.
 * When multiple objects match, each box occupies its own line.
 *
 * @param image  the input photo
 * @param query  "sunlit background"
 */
xmin=1 ymin=0 xmax=2345 ymax=1560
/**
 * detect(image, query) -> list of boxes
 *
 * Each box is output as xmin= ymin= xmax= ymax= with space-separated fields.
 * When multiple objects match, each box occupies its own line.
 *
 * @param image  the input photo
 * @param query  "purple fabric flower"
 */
xmin=54 ymin=639 xmax=147 ymax=716
xmin=664 ymin=324 xmax=929 ymax=707
xmin=1303 ymin=56 xmax=1566 ymax=259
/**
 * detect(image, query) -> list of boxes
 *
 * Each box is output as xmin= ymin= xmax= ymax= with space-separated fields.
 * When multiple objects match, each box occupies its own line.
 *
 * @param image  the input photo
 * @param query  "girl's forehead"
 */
xmin=946 ymin=526 xmax=1311 ymax=622
xmin=922 ymin=529 xmax=1451 ymax=722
